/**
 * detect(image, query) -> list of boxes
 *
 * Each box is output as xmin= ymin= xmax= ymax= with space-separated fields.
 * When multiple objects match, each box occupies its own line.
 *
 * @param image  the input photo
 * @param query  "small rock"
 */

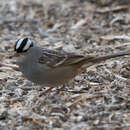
xmin=0 ymin=107 xmax=7 ymax=120
xmin=15 ymin=88 xmax=24 ymax=96
xmin=75 ymin=75 xmax=84 ymax=81
xmin=63 ymin=44 xmax=76 ymax=53
xmin=16 ymin=126 xmax=29 ymax=130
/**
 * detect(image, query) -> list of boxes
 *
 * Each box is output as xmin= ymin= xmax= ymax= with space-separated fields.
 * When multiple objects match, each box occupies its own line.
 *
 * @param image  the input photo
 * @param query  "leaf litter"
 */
xmin=0 ymin=0 xmax=130 ymax=130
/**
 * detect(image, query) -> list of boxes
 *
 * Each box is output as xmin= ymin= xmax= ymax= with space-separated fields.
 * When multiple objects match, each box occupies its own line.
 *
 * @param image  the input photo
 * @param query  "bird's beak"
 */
xmin=12 ymin=52 xmax=20 ymax=57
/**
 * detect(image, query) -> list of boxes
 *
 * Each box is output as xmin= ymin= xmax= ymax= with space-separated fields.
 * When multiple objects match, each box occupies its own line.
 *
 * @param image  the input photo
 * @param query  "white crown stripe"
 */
xmin=16 ymin=38 xmax=24 ymax=49
xmin=23 ymin=39 xmax=32 ymax=51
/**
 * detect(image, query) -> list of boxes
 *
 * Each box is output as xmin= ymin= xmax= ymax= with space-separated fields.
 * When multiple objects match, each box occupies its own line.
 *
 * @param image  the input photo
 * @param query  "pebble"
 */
xmin=75 ymin=75 xmax=84 ymax=81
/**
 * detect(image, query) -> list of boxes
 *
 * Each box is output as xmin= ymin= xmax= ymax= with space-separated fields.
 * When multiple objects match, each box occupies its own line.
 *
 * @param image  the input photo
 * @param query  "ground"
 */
xmin=0 ymin=0 xmax=130 ymax=130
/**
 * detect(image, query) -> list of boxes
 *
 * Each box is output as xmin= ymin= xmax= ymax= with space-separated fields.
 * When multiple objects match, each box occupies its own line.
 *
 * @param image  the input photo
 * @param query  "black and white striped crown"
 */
xmin=14 ymin=38 xmax=33 ymax=53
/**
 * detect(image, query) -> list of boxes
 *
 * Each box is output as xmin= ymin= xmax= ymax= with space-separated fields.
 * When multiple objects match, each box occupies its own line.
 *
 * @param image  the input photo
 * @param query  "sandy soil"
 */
xmin=0 ymin=0 xmax=130 ymax=130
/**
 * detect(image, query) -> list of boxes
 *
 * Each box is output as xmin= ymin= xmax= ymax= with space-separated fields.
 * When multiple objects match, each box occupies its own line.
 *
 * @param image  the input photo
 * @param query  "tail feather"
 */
xmin=81 ymin=51 xmax=130 ymax=68
xmin=89 ymin=51 xmax=130 ymax=62
xmin=89 ymin=51 xmax=130 ymax=63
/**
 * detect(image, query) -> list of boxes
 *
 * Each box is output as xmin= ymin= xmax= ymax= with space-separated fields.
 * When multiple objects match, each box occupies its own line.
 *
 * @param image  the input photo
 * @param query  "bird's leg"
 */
xmin=56 ymin=84 xmax=66 ymax=94
xmin=44 ymin=87 xmax=53 ymax=93
xmin=38 ymin=87 xmax=53 ymax=97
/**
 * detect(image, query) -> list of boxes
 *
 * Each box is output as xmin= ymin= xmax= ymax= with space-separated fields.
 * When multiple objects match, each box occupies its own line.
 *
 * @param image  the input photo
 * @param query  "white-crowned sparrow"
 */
xmin=13 ymin=37 xmax=130 ymax=87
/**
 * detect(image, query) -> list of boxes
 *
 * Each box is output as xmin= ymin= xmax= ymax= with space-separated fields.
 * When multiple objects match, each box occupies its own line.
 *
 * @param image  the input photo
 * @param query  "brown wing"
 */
xmin=38 ymin=49 xmax=87 ymax=68
xmin=39 ymin=49 xmax=130 ymax=68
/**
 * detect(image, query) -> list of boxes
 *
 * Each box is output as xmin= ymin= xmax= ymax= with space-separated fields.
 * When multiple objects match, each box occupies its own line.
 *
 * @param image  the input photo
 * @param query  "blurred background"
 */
xmin=0 ymin=0 xmax=130 ymax=130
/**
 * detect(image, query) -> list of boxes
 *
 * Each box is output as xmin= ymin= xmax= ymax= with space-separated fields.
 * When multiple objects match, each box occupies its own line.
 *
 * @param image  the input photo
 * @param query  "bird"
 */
xmin=13 ymin=37 xmax=130 ymax=92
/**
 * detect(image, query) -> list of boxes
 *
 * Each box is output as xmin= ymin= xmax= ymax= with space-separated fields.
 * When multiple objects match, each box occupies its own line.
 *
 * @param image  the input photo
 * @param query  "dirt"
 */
xmin=0 ymin=0 xmax=130 ymax=130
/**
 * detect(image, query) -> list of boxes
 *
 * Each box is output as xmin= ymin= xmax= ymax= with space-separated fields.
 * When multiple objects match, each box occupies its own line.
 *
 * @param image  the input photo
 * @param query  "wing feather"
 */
xmin=38 ymin=49 xmax=86 ymax=68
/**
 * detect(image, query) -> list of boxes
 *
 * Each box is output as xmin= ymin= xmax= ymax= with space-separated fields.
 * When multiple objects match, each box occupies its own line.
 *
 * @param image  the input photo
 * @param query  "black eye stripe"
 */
xmin=18 ymin=38 xmax=28 ymax=52
xmin=14 ymin=38 xmax=33 ymax=53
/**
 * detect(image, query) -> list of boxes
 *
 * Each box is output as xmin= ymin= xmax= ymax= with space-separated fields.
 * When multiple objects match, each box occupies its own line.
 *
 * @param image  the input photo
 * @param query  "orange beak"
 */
xmin=12 ymin=53 xmax=20 ymax=57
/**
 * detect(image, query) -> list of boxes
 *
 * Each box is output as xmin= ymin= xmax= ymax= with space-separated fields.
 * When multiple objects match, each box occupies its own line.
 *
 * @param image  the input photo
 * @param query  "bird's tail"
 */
xmin=82 ymin=51 xmax=130 ymax=68
xmin=89 ymin=51 xmax=130 ymax=62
